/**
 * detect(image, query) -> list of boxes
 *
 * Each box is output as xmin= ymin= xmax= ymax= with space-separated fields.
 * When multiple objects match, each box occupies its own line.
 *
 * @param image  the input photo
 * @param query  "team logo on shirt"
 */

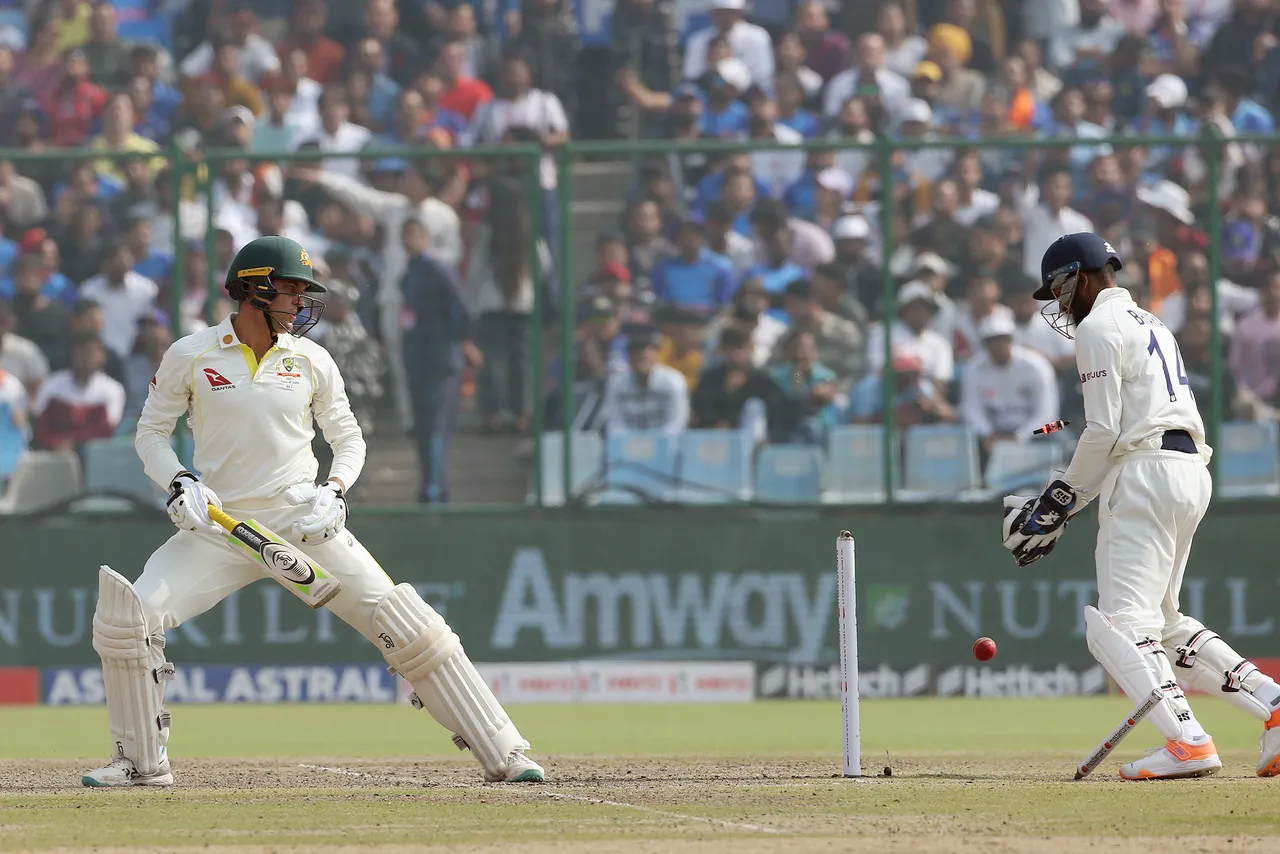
xmin=203 ymin=368 xmax=236 ymax=390
xmin=1081 ymin=370 xmax=1108 ymax=383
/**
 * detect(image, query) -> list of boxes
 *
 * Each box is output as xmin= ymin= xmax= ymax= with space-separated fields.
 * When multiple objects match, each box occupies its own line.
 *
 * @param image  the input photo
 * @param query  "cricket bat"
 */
xmin=1074 ymin=689 xmax=1165 ymax=779
xmin=207 ymin=504 xmax=343 ymax=609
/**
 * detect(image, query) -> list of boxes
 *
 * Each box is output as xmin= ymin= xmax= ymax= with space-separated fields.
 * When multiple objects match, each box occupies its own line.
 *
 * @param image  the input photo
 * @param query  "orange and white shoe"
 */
xmin=1257 ymin=710 xmax=1280 ymax=777
xmin=1119 ymin=738 xmax=1221 ymax=780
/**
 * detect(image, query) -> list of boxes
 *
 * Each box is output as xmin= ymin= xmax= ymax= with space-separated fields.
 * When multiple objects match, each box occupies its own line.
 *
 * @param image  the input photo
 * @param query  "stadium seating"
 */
xmin=1217 ymin=422 xmax=1280 ymax=498
xmin=0 ymin=451 xmax=83 ymax=515
xmin=901 ymin=425 xmax=981 ymax=501
xmin=534 ymin=431 xmax=605 ymax=506
xmin=597 ymin=433 xmax=680 ymax=504
xmin=80 ymin=436 xmax=168 ymax=511
xmin=0 ymin=401 xmax=27 ymax=486
xmin=755 ymin=445 xmax=824 ymax=504
xmin=674 ymin=430 xmax=753 ymax=503
xmin=824 ymin=424 xmax=896 ymax=504
xmin=983 ymin=439 xmax=1067 ymax=495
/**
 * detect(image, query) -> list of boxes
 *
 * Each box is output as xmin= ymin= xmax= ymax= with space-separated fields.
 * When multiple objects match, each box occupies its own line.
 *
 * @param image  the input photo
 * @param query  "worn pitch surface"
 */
xmin=2 ymin=700 xmax=1276 ymax=851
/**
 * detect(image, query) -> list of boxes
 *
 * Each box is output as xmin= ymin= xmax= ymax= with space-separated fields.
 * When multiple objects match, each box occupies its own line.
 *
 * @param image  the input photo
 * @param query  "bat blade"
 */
xmin=208 ymin=505 xmax=343 ymax=609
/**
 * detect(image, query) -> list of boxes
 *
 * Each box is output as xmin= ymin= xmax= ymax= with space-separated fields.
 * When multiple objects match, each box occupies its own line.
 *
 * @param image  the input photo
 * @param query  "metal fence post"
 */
xmin=527 ymin=149 xmax=546 ymax=507
xmin=558 ymin=146 xmax=575 ymax=504
xmin=168 ymin=146 xmax=190 ymax=468
xmin=877 ymin=137 xmax=897 ymax=505
xmin=1206 ymin=129 xmax=1223 ymax=498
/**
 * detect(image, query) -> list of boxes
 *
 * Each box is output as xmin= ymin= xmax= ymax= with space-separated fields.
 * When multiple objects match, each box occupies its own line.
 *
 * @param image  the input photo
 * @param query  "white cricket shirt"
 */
xmin=135 ymin=315 xmax=366 ymax=508
xmin=1063 ymin=287 xmax=1211 ymax=502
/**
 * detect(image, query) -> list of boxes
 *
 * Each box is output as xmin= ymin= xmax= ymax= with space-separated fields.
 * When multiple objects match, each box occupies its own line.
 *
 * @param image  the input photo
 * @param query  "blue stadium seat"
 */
xmin=902 ymin=425 xmax=981 ymax=501
xmin=532 ymin=431 xmax=604 ymax=507
xmin=824 ymin=425 xmax=896 ymax=504
xmin=597 ymin=432 xmax=680 ymax=505
xmin=674 ymin=430 xmax=752 ymax=503
xmin=1218 ymin=422 xmax=1280 ymax=498
xmin=983 ymin=440 xmax=1066 ymax=495
xmin=755 ymin=445 xmax=824 ymax=504
xmin=0 ymin=401 xmax=27 ymax=486
xmin=81 ymin=436 xmax=167 ymax=511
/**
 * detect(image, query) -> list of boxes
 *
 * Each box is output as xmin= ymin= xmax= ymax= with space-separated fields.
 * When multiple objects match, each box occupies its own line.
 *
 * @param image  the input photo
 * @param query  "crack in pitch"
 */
xmin=297 ymin=764 xmax=787 ymax=835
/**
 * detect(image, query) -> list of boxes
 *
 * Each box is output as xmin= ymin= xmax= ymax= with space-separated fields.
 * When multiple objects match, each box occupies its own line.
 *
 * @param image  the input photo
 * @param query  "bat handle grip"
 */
xmin=207 ymin=504 xmax=237 ymax=532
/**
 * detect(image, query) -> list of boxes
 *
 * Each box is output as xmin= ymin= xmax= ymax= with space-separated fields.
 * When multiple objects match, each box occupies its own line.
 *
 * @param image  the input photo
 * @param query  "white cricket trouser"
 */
xmin=1095 ymin=450 xmax=1211 ymax=639
xmin=133 ymin=502 xmax=394 ymax=642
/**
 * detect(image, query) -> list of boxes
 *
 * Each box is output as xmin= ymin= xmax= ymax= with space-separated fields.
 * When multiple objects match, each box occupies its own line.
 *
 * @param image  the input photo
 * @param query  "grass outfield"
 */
xmin=3 ymin=698 xmax=1279 ymax=852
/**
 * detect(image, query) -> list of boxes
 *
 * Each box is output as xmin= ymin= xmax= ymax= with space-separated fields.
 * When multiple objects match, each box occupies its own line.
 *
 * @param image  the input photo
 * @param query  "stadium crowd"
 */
xmin=0 ymin=0 xmax=1277 ymax=503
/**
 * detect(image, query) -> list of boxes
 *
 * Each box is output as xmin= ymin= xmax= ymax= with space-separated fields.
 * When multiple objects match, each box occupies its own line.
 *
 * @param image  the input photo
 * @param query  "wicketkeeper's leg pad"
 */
xmin=1164 ymin=616 xmax=1274 ymax=721
xmin=91 ymin=566 xmax=173 ymax=776
xmin=1084 ymin=606 xmax=1190 ymax=742
xmin=374 ymin=583 xmax=529 ymax=778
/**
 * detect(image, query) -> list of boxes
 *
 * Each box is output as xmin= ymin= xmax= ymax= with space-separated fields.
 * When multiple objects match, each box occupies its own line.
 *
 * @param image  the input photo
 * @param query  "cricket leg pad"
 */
xmin=90 ymin=566 xmax=173 ymax=777
xmin=1084 ymin=606 xmax=1190 ymax=742
xmin=1164 ymin=618 xmax=1276 ymax=722
xmin=374 ymin=584 xmax=530 ymax=779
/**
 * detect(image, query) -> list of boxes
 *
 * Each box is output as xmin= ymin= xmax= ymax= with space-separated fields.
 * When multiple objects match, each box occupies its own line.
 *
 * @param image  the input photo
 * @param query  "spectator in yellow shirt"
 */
xmin=656 ymin=305 xmax=706 ymax=392
xmin=92 ymin=91 xmax=163 ymax=183
xmin=53 ymin=0 xmax=93 ymax=54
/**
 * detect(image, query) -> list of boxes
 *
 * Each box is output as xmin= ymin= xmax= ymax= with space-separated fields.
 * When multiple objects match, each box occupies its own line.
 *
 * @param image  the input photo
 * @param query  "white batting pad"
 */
xmin=91 ymin=566 xmax=172 ymax=776
xmin=1165 ymin=622 xmax=1273 ymax=721
xmin=374 ymin=584 xmax=528 ymax=777
xmin=1084 ymin=606 xmax=1186 ymax=742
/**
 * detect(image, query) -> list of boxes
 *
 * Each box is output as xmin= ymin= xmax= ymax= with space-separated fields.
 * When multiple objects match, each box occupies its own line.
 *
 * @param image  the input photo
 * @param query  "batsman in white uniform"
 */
xmin=82 ymin=235 xmax=545 ymax=787
xmin=1002 ymin=233 xmax=1280 ymax=780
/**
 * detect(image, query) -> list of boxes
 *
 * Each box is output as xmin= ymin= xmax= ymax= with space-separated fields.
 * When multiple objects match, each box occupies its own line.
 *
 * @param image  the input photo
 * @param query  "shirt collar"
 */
xmin=217 ymin=313 xmax=297 ymax=350
xmin=1092 ymin=287 xmax=1132 ymax=308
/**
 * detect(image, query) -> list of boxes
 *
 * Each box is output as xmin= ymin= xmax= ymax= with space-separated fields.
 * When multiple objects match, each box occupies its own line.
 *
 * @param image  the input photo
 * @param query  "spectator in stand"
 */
xmin=655 ymin=305 xmax=706 ymax=391
xmin=276 ymin=0 xmax=345 ymax=85
xmin=78 ymin=245 xmax=158 ymax=362
xmin=181 ymin=5 xmax=281 ymax=84
xmin=9 ymin=254 xmax=70 ymax=370
xmin=1017 ymin=166 xmax=1094 ymax=280
xmin=1009 ymin=280 xmax=1077 ymax=373
xmin=703 ymin=198 xmax=755 ymax=273
xmin=1230 ymin=270 xmax=1280 ymax=410
xmin=846 ymin=350 xmax=957 ymax=427
xmin=778 ymin=277 xmax=865 ymax=388
xmin=125 ymin=210 xmax=172 ymax=291
xmin=16 ymin=15 xmax=64 ymax=102
xmin=749 ymin=198 xmax=834 ymax=276
xmin=684 ymin=0 xmax=774 ymax=88
xmin=82 ymin=2 xmax=131 ymax=89
xmin=31 ymin=332 xmax=123 ymax=452
xmin=91 ymin=92 xmax=162 ymax=184
xmin=830 ymin=214 xmax=881 ymax=313
xmin=960 ymin=312 xmax=1059 ymax=457
xmin=812 ymin=261 xmax=870 ymax=329
xmin=912 ymin=177 xmax=968 ymax=260
xmin=811 ymin=167 xmax=852 ymax=230
xmin=867 ymin=281 xmax=956 ymax=396
xmin=129 ymin=45 xmax=181 ymax=125
xmin=0 ymin=298 xmax=49 ymax=396
xmin=121 ymin=317 xmax=169 ymax=427
xmin=1 ymin=229 xmax=74 ymax=306
xmin=302 ymin=84 xmax=372 ymax=180
xmin=0 ymin=159 xmax=48 ymax=231
xmin=769 ymin=328 xmax=841 ymax=443
xmin=650 ymin=219 xmax=735 ymax=316
xmin=41 ymin=47 xmax=107 ymax=147
xmin=704 ymin=277 xmax=787 ymax=368
xmin=952 ymin=149 xmax=1000 ymax=226
xmin=347 ymin=37 xmax=403 ymax=133
xmin=793 ymin=1 xmax=851 ymax=83
xmin=691 ymin=326 xmax=790 ymax=430
xmin=436 ymin=38 xmax=495 ymax=123
xmin=824 ymin=33 xmax=911 ymax=121
xmin=253 ymin=72 xmax=312 ymax=151
xmin=56 ymin=203 xmax=107 ymax=286
xmin=1050 ymin=0 xmax=1127 ymax=81
xmin=773 ymin=30 xmax=824 ymax=102
xmin=354 ymin=0 xmax=418 ymax=86
xmin=52 ymin=0 xmax=91 ymax=54
xmin=952 ymin=274 xmax=1016 ymax=364
xmin=0 ymin=47 xmax=33 ymax=135
xmin=506 ymin=0 xmax=582 ymax=123
xmin=602 ymin=326 xmax=689 ymax=436
xmin=877 ymin=1 xmax=928 ymax=78
xmin=430 ymin=3 xmax=502 ymax=84
xmin=622 ymin=196 xmax=676 ymax=294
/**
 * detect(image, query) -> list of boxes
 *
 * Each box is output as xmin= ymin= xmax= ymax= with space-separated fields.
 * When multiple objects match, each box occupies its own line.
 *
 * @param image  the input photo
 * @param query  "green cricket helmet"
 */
xmin=225 ymin=235 xmax=326 ymax=337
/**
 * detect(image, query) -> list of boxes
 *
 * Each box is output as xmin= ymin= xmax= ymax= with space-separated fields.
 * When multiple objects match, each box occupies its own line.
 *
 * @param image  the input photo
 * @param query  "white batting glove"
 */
xmin=286 ymin=481 xmax=347 ymax=543
xmin=167 ymin=471 xmax=224 ymax=537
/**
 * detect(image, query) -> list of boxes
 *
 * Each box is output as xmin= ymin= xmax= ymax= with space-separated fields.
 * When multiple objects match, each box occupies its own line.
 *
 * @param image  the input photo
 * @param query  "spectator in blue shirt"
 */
xmin=1130 ymin=74 xmax=1197 ymax=172
xmin=651 ymin=219 xmax=736 ymax=315
xmin=692 ymin=153 xmax=770 ymax=219
xmin=700 ymin=58 xmax=751 ymax=138
xmin=775 ymin=70 xmax=820 ymax=137
xmin=768 ymin=328 xmax=840 ymax=444
xmin=0 ymin=229 xmax=75 ymax=305
xmin=783 ymin=149 xmax=838 ymax=221
xmin=1218 ymin=67 xmax=1277 ymax=134
xmin=125 ymin=209 xmax=172 ymax=290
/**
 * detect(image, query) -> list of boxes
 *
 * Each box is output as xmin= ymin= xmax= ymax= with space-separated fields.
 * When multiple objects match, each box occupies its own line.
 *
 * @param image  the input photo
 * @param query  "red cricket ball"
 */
xmin=972 ymin=637 xmax=997 ymax=662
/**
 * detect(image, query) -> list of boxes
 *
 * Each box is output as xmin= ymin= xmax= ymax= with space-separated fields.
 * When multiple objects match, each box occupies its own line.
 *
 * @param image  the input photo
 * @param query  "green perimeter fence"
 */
xmin=3 ymin=131 xmax=1269 ymax=509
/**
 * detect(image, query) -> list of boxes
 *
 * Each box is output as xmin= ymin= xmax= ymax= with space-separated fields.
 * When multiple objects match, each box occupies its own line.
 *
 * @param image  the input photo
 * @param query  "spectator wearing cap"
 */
xmin=960 ymin=312 xmax=1059 ymax=456
xmin=703 ymin=199 xmax=756 ymax=274
xmin=781 ymin=150 xmax=836 ymax=222
xmin=32 ymin=331 xmax=123 ymax=452
xmin=40 ymin=47 xmax=107 ymax=147
xmin=691 ymin=325 xmax=791 ymax=431
xmin=846 ymin=349 xmax=957 ymax=427
xmin=91 ymin=92 xmax=162 ymax=184
xmin=1131 ymin=74 xmax=1194 ymax=170
xmin=768 ymin=328 xmax=842 ymax=443
xmin=0 ymin=297 xmax=50 ymax=396
xmin=793 ymin=0 xmax=851 ymax=82
xmin=1134 ymin=179 xmax=1197 ymax=313
xmin=778 ymin=277 xmax=866 ymax=388
xmin=0 ymin=229 xmax=74 ymax=307
xmin=650 ymin=219 xmax=735 ymax=316
xmin=575 ymin=294 xmax=628 ymax=382
xmin=435 ymin=38 xmax=496 ymax=123
xmin=867 ymin=281 xmax=956 ymax=395
xmin=810 ymin=167 xmax=852 ymax=231
xmin=602 ymin=326 xmax=689 ymax=436
xmin=952 ymin=274 xmax=1016 ymax=364
xmin=824 ymin=33 xmax=911 ymax=121
xmin=830 ymin=214 xmax=882 ymax=311
xmin=276 ymin=0 xmax=345 ymax=85
xmin=750 ymin=198 xmax=835 ymax=277
xmin=400 ymin=215 xmax=480 ymax=503
xmin=81 ymin=3 xmax=131 ymax=88
xmin=1230 ymin=270 xmax=1280 ymax=411
xmin=929 ymin=37 xmax=988 ymax=125
xmin=1016 ymin=166 xmax=1094 ymax=281
xmin=655 ymin=305 xmax=706 ymax=391
xmin=0 ymin=159 xmax=48 ymax=231
xmin=683 ymin=0 xmax=773 ymax=88
xmin=876 ymin=1 xmax=927 ymax=78
xmin=78 ymin=245 xmax=158 ymax=361
xmin=1049 ymin=0 xmax=1126 ymax=80
xmin=181 ymin=5 xmax=281 ymax=84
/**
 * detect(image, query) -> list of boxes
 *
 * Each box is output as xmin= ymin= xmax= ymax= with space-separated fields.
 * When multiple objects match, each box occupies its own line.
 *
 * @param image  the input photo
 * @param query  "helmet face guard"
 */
xmin=1040 ymin=261 xmax=1082 ymax=340
xmin=227 ymin=270 xmax=325 ymax=339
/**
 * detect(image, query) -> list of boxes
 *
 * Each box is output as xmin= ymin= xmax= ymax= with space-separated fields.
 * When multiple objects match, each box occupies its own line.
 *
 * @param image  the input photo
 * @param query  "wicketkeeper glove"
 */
xmin=1001 ymin=478 xmax=1079 ymax=568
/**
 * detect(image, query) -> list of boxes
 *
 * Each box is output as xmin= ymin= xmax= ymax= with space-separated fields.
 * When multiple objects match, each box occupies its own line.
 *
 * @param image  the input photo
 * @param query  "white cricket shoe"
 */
xmin=1119 ymin=738 xmax=1221 ymax=781
xmin=485 ymin=750 xmax=545 ymax=783
xmin=1257 ymin=711 xmax=1280 ymax=777
xmin=82 ymin=748 xmax=173 ymax=788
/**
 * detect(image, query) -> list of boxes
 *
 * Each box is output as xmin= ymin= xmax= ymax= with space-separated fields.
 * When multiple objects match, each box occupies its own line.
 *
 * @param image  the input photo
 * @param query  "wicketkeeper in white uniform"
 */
xmin=1002 ymin=232 xmax=1280 ymax=780
xmin=83 ymin=235 xmax=545 ymax=787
